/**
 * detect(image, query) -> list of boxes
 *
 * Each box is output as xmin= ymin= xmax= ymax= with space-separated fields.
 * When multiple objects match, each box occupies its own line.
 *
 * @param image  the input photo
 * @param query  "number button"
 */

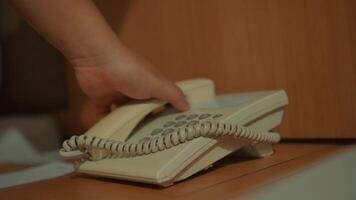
xmin=174 ymin=121 xmax=187 ymax=127
xmin=186 ymin=114 xmax=199 ymax=120
xmin=199 ymin=113 xmax=211 ymax=120
xmin=212 ymin=113 xmax=223 ymax=119
xmin=175 ymin=115 xmax=186 ymax=120
xmin=150 ymin=128 xmax=163 ymax=136
xmin=187 ymin=120 xmax=199 ymax=127
xmin=163 ymin=121 xmax=175 ymax=128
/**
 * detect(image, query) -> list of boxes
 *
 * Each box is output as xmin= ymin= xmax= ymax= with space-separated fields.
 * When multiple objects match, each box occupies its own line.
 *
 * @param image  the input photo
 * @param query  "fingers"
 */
xmin=75 ymin=54 xmax=190 ymax=114
xmin=81 ymin=94 xmax=130 ymax=130
xmin=80 ymin=100 xmax=107 ymax=130
xmin=152 ymin=80 xmax=190 ymax=111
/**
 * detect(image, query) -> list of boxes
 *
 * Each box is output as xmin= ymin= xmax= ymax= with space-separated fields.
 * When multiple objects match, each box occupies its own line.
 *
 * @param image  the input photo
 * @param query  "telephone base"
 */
xmin=237 ymin=143 xmax=274 ymax=158
xmin=173 ymin=108 xmax=284 ymax=183
xmin=67 ymin=87 xmax=288 ymax=187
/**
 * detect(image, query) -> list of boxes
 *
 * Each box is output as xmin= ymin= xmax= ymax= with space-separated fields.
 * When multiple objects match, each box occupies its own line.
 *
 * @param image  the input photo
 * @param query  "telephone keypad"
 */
xmin=187 ymin=120 xmax=199 ymax=126
xmin=186 ymin=114 xmax=198 ymax=120
xmin=163 ymin=121 xmax=175 ymax=128
xmin=141 ymin=111 xmax=225 ymax=142
xmin=175 ymin=115 xmax=186 ymax=120
xmin=212 ymin=113 xmax=223 ymax=119
xmin=151 ymin=128 xmax=163 ymax=135
xmin=199 ymin=113 xmax=211 ymax=120
xmin=174 ymin=121 xmax=187 ymax=127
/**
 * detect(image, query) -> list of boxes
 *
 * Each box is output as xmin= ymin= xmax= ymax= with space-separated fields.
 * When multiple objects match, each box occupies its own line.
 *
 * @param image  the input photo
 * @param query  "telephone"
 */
xmin=60 ymin=78 xmax=288 ymax=186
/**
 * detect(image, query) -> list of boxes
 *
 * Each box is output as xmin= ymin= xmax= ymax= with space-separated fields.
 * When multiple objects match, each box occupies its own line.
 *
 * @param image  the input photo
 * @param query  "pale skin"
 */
xmin=11 ymin=0 xmax=189 ymax=128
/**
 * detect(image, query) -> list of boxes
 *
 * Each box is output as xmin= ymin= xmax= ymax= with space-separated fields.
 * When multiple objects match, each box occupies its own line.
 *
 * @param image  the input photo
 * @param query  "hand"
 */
xmin=10 ymin=0 xmax=189 ymax=130
xmin=72 ymin=48 xmax=189 ymax=128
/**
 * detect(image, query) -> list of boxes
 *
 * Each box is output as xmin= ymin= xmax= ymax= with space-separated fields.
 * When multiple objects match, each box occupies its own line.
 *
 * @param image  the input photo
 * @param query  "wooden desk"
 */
xmin=0 ymin=143 xmax=351 ymax=200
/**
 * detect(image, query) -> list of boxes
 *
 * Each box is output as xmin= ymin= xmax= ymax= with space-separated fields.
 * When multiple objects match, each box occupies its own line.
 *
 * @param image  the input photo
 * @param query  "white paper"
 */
xmin=0 ymin=162 xmax=74 ymax=189
xmin=0 ymin=128 xmax=61 ymax=164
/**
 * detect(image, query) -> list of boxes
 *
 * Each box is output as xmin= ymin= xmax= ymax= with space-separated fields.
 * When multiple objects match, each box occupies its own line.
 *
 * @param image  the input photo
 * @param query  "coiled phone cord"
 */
xmin=60 ymin=121 xmax=280 ymax=160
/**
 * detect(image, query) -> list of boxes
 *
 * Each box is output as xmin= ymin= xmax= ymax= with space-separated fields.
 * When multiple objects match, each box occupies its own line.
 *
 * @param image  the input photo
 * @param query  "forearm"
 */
xmin=11 ymin=0 xmax=189 ymax=115
xmin=11 ymin=0 xmax=123 ymax=64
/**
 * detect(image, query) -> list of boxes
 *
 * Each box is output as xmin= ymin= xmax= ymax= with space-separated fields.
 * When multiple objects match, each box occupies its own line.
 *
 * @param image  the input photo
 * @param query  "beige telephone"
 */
xmin=60 ymin=78 xmax=288 ymax=186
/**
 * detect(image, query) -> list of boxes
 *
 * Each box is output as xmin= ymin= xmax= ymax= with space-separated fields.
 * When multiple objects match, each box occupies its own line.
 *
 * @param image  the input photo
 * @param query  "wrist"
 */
xmin=68 ymin=38 xmax=127 ymax=69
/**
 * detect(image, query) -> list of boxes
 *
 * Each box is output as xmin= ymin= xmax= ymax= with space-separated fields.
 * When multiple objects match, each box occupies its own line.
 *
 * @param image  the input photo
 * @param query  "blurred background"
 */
xmin=0 ymin=0 xmax=355 ymax=164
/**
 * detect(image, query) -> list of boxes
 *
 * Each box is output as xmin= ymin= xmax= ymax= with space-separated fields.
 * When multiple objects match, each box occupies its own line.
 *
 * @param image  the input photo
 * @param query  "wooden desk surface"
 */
xmin=0 ymin=143 xmax=351 ymax=200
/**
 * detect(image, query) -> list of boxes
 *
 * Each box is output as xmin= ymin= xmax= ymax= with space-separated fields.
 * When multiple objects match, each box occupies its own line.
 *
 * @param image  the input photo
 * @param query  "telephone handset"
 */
xmin=60 ymin=78 xmax=288 ymax=186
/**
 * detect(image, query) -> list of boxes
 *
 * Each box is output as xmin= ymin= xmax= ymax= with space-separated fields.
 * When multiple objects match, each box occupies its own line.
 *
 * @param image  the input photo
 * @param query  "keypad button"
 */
xmin=199 ymin=113 xmax=211 ymax=120
xmin=139 ymin=137 xmax=150 ymax=143
xmin=175 ymin=115 xmax=186 ymax=120
xmin=162 ymin=128 xmax=174 ymax=136
xmin=150 ymin=128 xmax=163 ymax=135
xmin=187 ymin=120 xmax=199 ymax=126
xmin=174 ymin=121 xmax=187 ymax=127
xmin=186 ymin=114 xmax=199 ymax=120
xmin=163 ymin=121 xmax=175 ymax=128
xmin=212 ymin=113 xmax=223 ymax=119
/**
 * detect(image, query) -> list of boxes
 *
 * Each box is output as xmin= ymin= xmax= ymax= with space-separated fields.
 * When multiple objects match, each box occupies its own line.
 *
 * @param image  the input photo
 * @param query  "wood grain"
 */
xmin=0 ymin=143 xmax=350 ymax=200
xmin=60 ymin=0 xmax=356 ymax=138
xmin=113 ymin=0 xmax=356 ymax=138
